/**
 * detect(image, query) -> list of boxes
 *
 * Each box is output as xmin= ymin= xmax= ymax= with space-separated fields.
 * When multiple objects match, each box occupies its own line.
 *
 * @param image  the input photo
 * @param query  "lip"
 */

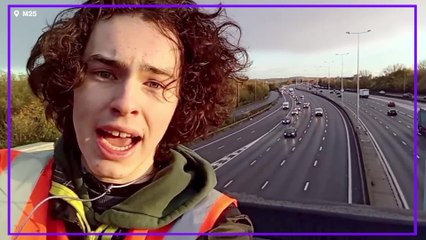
xmin=97 ymin=124 xmax=141 ymax=137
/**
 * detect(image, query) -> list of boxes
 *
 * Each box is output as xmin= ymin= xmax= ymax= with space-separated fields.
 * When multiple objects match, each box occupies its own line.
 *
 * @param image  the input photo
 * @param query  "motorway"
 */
xmin=323 ymin=91 xmax=425 ymax=210
xmin=189 ymin=90 xmax=364 ymax=205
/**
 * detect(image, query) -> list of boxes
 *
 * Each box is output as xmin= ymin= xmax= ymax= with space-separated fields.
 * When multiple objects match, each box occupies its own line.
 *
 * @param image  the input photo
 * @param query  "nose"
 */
xmin=110 ymin=79 xmax=140 ymax=117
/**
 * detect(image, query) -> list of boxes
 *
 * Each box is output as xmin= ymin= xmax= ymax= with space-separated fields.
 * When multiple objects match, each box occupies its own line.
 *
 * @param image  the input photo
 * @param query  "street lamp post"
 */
xmin=346 ymin=30 xmax=372 ymax=130
xmin=324 ymin=60 xmax=333 ymax=90
xmin=336 ymin=52 xmax=349 ymax=106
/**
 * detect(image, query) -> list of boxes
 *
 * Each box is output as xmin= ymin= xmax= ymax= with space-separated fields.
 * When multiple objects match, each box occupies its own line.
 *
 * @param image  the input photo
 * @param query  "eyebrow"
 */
xmin=85 ymin=54 xmax=175 ymax=79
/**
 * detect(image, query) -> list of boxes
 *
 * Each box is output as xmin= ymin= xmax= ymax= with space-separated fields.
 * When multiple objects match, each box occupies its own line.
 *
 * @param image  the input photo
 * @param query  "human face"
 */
xmin=73 ymin=15 xmax=180 ymax=184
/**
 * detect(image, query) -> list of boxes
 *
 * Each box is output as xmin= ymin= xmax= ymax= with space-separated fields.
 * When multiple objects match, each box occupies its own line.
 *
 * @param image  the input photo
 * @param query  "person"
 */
xmin=0 ymin=0 xmax=254 ymax=239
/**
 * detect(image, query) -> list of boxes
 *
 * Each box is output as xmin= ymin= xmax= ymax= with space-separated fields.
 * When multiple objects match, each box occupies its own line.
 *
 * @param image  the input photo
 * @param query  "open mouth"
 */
xmin=96 ymin=129 xmax=142 ymax=151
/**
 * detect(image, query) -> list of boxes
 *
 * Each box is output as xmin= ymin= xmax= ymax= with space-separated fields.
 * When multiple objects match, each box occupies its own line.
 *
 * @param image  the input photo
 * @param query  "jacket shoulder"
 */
xmin=198 ymin=202 xmax=254 ymax=240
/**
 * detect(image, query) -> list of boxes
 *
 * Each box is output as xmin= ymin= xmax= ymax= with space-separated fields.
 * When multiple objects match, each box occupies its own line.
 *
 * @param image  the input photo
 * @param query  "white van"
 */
xmin=282 ymin=102 xmax=290 ymax=110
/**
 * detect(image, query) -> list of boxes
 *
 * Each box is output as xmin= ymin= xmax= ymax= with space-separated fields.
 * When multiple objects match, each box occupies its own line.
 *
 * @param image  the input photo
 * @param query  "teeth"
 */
xmin=105 ymin=130 xmax=133 ymax=138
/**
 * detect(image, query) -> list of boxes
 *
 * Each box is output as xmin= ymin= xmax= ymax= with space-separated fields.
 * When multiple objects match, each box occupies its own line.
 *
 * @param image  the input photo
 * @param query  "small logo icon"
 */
xmin=13 ymin=10 xmax=19 ymax=17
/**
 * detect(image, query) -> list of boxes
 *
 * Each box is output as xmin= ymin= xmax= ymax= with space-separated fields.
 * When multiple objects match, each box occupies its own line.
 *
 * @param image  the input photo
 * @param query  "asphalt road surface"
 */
xmin=189 ymin=90 xmax=363 ymax=206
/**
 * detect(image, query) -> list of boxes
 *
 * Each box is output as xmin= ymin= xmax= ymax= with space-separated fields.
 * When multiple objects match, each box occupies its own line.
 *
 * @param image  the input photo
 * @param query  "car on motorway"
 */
xmin=296 ymin=100 xmax=301 ymax=105
xmin=337 ymin=93 xmax=342 ymax=98
xmin=282 ymin=102 xmax=290 ymax=110
xmin=303 ymin=102 xmax=310 ymax=108
xmin=291 ymin=109 xmax=299 ymax=115
xmin=387 ymin=101 xmax=396 ymax=107
xmin=315 ymin=107 xmax=324 ymax=116
xmin=387 ymin=109 xmax=397 ymax=116
xmin=283 ymin=127 xmax=297 ymax=138
xmin=300 ymin=95 xmax=304 ymax=99
xmin=379 ymin=90 xmax=386 ymax=95
xmin=402 ymin=93 xmax=413 ymax=99
xmin=281 ymin=117 xmax=291 ymax=124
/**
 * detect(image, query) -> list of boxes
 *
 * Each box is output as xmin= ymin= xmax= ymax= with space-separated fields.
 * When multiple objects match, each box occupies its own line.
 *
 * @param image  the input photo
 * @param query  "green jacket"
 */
xmin=50 ymin=138 xmax=253 ymax=239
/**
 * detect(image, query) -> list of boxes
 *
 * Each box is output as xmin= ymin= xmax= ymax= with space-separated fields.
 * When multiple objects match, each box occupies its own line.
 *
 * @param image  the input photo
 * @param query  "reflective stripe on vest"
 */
xmin=4 ymin=150 xmax=236 ymax=240
xmin=0 ymin=149 xmax=54 ymax=240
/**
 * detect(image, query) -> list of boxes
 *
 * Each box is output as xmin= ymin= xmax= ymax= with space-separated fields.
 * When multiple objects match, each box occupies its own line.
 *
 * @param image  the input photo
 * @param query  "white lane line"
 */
xmin=374 ymin=116 xmax=377 ymax=119
xmin=402 ymin=141 xmax=407 ymax=146
xmin=280 ymin=160 xmax=286 ymax=166
xmin=407 ymin=125 xmax=411 ymax=129
xmin=324 ymin=129 xmax=327 ymax=133
xmin=326 ymin=119 xmax=328 ymax=122
xmin=237 ymin=137 xmax=242 ymax=141
xmin=393 ymin=132 xmax=397 ymax=136
xmin=385 ymin=126 xmax=389 ymax=129
xmin=218 ymin=145 xmax=224 ymax=150
xmin=261 ymin=181 xmax=269 ymax=190
xmin=322 ymin=137 xmax=325 ymax=141
xmin=398 ymin=120 xmax=402 ymax=124
xmin=250 ymin=160 xmax=257 ymax=166
xmin=298 ymin=138 xmax=302 ymax=142
xmin=326 ymin=123 xmax=328 ymax=127
xmin=304 ymin=130 xmax=307 ymax=134
xmin=266 ymin=147 xmax=271 ymax=152
xmin=224 ymin=180 xmax=233 ymax=188
xmin=408 ymin=114 xmax=413 ymax=118
xmin=313 ymin=160 xmax=318 ymax=167
xmin=319 ymin=146 xmax=323 ymax=151
xmin=251 ymin=130 xmax=255 ymax=134
xmin=418 ymin=155 xmax=421 ymax=159
xmin=193 ymin=107 xmax=281 ymax=151
xmin=303 ymin=182 xmax=310 ymax=191
xmin=309 ymin=120 xmax=312 ymax=123
xmin=379 ymin=121 xmax=383 ymax=124
xmin=277 ymin=138 xmax=281 ymax=142
xmin=291 ymin=146 xmax=296 ymax=152
xmin=307 ymin=124 xmax=310 ymax=128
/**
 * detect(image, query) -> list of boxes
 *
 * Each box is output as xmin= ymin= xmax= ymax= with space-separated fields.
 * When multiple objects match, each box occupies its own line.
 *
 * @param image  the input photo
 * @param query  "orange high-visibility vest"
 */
xmin=0 ymin=149 xmax=236 ymax=240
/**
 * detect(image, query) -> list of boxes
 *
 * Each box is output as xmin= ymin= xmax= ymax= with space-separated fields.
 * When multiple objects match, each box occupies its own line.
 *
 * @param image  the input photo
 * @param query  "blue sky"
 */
xmin=1 ymin=0 xmax=424 ymax=79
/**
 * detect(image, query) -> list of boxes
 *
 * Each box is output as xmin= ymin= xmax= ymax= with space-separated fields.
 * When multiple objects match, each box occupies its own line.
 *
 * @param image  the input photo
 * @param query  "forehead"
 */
xmin=84 ymin=14 xmax=180 ymax=76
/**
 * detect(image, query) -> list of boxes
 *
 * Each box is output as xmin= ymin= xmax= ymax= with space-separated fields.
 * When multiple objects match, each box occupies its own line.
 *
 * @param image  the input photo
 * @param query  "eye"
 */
xmin=145 ymin=80 xmax=164 ymax=89
xmin=95 ymin=71 xmax=115 ymax=80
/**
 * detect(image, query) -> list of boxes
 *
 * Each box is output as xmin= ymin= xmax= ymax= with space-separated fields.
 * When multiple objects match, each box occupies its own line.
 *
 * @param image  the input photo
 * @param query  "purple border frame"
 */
xmin=7 ymin=3 xmax=418 ymax=238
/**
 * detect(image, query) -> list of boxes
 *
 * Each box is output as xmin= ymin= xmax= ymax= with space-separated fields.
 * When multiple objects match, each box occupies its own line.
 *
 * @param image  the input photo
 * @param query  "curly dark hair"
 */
xmin=26 ymin=0 xmax=250 ymax=168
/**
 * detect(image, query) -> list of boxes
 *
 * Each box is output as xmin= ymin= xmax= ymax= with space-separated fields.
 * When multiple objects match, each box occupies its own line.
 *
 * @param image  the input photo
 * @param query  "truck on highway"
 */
xmin=360 ymin=89 xmax=370 ymax=98
xmin=419 ymin=108 xmax=426 ymax=135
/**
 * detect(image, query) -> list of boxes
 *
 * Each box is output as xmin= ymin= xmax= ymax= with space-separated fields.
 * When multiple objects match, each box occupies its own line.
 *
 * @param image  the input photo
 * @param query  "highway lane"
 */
xmin=326 ymin=91 xmax=423 ymax=209
xmin=199 ymin=90 xmax=363 ymax=205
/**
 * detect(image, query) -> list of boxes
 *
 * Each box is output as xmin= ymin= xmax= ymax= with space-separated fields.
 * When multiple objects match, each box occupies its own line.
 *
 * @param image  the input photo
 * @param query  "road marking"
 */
xmin=398 ymin=120 xmax=402 ymax=124
xmin=324 ymin=129 xmax=327 ymax=133
xmin=309 ymin=120 xmax=312 ymax=123
xmin=407 ymin=125 xmax=411 ymax=129
xmin=393 ymin=132 xmax=397 ymax=136
xmin=250 ymin=160 xmax=257 ymax=166
xmin=193 ymin=107 xmax=281 ymax=151
xmin=385 ymin=126 xmax=389 ymax=129
xmin=261 ymin=181 xmax=269 ymax=190
xmin=277 ymin=138 xmax=281 ymax=142
xmin=217 ymin=145 xmax=224 ymax=150
xmin=322 ymin=137 xmax=325 ymax=141
xmin=319 ymin=146 xmax=323 ymax=151
xmin=418 ymin=155 xmax=421 ymax=159
xmin=291 ymin=146 xmax=296 ymax=152
xmin=379 ymin=121 xmax=382 ymax=124
xmin=326 ymin=119 xmax=328 ymax=122
xmin=313 ymin=160 xmax=318 ymax=167
xmin=304 ymin=130 xmax=307 ymax=134
xmin=280 ymin=160 xmax=286 ymax=166
xmin=408 ymin=114 xmax=413 ymax=118
xmin=251 ymin=130 xmax=255 ymax=133
xmin=402 ymin=141 xmax=407 ymax=146
xmin=303 ymin=182 xmax=310 ymax=191
xmin=307 ymin=124 xmax=310 ymax=128
xmin=298 ymin=137 xmax=302 ymax=142
xmin=237 ymin=137 xmax=242 ymax=140
xmin=224 ymin=180 xmax=233 ymax=188
xmin=400 ymin=112 xmax=405 ymax=115
xmin=266 ymin=147 xmax=271 ymax=152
